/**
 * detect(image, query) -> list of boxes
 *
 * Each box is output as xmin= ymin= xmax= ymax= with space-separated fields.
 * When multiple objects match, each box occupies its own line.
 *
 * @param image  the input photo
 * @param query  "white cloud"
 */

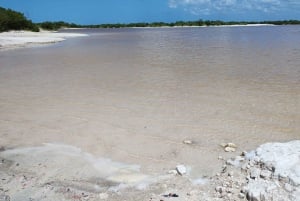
xmin=168 ymin=0 xmax=296 ymax=15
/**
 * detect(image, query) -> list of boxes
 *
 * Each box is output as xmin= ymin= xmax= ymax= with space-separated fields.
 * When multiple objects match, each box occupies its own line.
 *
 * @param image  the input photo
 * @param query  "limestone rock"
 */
xmin=224 ymin=147 xmax=236 ymax=152
xmin=260 ymin=170 xmax=271 ymax=179
xmin=176 ymin=164 xmax=187 ymax=175
xmin=183 ymin=140 xmax=193 ymax=145
xmin=221 ymin=142 xmax=238 ymax=152
xmin=255 ymin=141 xmax=300 ymax=186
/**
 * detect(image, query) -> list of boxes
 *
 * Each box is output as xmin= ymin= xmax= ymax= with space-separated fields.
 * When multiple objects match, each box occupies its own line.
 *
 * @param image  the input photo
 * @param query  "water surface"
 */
xmin=0 ymin=26 xmax=299 ymax=175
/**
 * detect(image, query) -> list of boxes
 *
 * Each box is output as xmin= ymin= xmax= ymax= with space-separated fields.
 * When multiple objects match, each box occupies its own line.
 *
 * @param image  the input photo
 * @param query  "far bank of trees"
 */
xmin=1 ymin=6 xmax=300 ymax=32
xmin=0 ymin=7 xmax=39 ymax=32
xmin=37 ymin=19 xmax=300 ymax=30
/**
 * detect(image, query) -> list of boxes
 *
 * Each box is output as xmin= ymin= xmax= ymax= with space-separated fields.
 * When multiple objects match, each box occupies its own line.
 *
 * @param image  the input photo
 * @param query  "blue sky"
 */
xmin=1 ymin=0 xmax=300 ymax=24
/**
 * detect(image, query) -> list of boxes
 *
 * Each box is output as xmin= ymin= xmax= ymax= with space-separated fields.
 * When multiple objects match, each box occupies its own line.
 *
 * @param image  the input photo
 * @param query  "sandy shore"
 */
xmin=0 ymin=30 xmax=88 ymax=50
xmin=0 ymin=141 xmax=299 ymax=201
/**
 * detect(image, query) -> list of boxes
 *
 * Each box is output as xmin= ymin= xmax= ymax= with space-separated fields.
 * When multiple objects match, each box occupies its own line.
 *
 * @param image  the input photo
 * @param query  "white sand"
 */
xmin=0 ymin=30 xmax=88 ymax=49
xmin=0 ymin=141 xmax=299 ymax=201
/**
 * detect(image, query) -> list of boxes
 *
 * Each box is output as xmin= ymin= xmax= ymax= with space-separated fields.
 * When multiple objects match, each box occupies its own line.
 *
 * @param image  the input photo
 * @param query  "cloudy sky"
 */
xmin=1 ymin=0 xmax=300 ymax=24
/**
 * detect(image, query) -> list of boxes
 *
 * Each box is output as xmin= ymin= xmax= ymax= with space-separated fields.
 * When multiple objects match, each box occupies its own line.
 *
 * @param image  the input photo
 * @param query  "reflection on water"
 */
xmin=0 ymin=26 xmax=299 ymax=175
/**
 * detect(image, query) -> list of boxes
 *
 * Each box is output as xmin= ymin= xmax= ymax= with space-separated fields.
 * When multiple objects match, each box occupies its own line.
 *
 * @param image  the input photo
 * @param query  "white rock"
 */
xmin=238 ymin=193 xmax=245 ymax=199
xmin=183 ymin=140 xmax=193 ymax=145
xmin=176 ymin=164 xmax=187 ymax=175
xmin=255 ymin=141 xmax=300 ymax=186
xmin=227 ymin=143 xmax=237 ymax=148
xmin=260 ymin=170 xmax=271 ymax=179
xmin=224 ymin=147 xmax=236 ymax=152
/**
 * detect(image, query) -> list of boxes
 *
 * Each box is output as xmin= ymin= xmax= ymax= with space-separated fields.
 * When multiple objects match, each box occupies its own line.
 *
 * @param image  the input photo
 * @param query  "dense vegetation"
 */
xmin=0 ymin=7 xmax=39 ymax=32
xmin=37 ymin=19 xmax=300 ymax=30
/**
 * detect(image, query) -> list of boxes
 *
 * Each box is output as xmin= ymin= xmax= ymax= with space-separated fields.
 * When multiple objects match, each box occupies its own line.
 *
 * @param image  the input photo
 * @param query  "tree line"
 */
xmin=1 ymin=6 xmax=300 ymax=32
xmin=37 ymin=19 xmax=300 ymax=30
xmin=0 ymin=7 xmax=39 ymax=32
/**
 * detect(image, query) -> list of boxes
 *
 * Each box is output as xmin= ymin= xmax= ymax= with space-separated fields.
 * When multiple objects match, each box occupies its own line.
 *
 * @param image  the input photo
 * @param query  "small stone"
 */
xmin=260 ymin=170 xmax=271 ymax=179
xmin=183 ymin=140 xmax=193 ymax=145
xmin=176 ymin=165 xmax=187 ymax=175
xmin=227 ymin=143 xmax=237 ymax=148
xmin=218 ymin=156 xmax=223 ymax=160
xmin=238 ymin=193 xmax=245 ymax=199
xmin=224 ymin=147 xmax=236 ymax=152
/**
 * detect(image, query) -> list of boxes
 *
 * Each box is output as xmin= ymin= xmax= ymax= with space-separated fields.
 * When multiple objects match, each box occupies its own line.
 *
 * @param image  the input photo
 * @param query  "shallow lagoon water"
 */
xmin=0 ymin=26 xmax=299 ymax=176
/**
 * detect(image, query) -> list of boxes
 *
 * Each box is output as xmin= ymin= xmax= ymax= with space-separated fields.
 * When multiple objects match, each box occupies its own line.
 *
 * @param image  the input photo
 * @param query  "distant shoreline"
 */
xmin=126 ymin=23 xmax=275 ymax=29
xmin=37 ymin=20 xmax=300 ymax=30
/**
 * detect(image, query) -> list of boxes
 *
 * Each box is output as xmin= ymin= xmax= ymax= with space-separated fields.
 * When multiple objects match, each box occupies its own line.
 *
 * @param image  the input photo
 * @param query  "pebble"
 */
xmin=260 ymin=170 xmax=271 ymax=179
xmin=221 ymin=142 xmax=237 ymax=152
xmin=183 ymin=140 xmax=193 ymax=145
xmin=224 ymin=147 xmax=236 ymax=152
xmin=238 ymin=193 xmax=245 ymax=199
xmin=176 ymin=165 xmax=187 ymax=175
xmin=227 ymin=143 xmax=237 ymax=148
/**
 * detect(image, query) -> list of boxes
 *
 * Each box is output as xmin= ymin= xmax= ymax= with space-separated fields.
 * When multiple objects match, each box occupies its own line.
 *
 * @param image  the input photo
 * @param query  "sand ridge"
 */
xmin=0 ymin=30 xmax=88 ymax=50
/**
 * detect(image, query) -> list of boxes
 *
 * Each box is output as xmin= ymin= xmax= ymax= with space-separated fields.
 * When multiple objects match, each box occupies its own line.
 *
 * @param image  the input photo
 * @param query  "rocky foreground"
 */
xmin=0 ymin=141 xmax=299 ymax=201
